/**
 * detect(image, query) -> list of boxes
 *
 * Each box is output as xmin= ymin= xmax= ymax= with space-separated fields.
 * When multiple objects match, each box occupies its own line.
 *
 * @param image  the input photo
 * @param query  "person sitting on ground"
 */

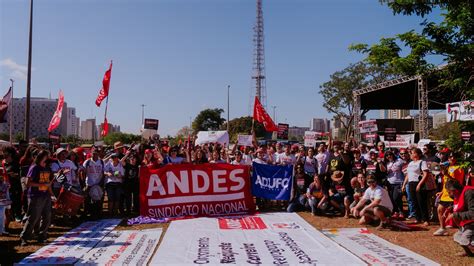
xmin=444 ymin=179 xmax=474 ymax=257
xmin=349 ymin=173 xmax=368 ymax=218
xmin=351 ymin=174 xmax=393 ymax=230
xmin=306 ymin=174 xmax=328 ymax=215
xmin=328 ymin=171 xmax=351 ymax=217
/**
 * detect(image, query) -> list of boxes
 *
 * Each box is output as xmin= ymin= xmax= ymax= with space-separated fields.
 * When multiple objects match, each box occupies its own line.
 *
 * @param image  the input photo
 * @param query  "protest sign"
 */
xmin=18 ymin=219 xmax=121 ymax=265
xmin=417 ymin=139 xmax=431 ymax=149
xmin=380 ymin=134 xmax=415 ymax=149
xmin=150 ymin=213 xmax=364 ymax=265
xmin=303 ymin=131 xmax=317 ymax=147
xmin=322 ymin=228 xmax=439 ymax=266
xmin=140 ymin=164 xmax=255 ymax=218
xmin=195 ymin=131 xmax=229 ymax=146
xmin=277 ymin=123 xmax=289 ymax=140
xmin=251 ymin=163 xmax=293 ymax=200
xmin=75 ymin=228 xmax=162 ymax=266
xmin=143 ymin=118 xmax=159 ymax=130
xmin=446 ymin=100 xmax=473 ymax=122
xmin=358 ymin=120 xmax=378 ymax=134
xmin=237 ymin=134 xmax=253 ymax=146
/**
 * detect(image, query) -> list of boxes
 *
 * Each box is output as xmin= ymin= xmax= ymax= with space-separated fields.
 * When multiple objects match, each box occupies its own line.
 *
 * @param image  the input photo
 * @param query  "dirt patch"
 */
xmin=1 ymin=213 xmax=472 ymax=265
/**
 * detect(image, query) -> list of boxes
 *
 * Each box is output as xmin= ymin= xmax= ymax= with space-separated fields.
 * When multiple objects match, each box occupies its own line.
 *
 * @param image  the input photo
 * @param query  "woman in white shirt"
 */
xmin=402 ymin=148 xmax=430 ymax=225
xmin=104 ymin=153 xmax=125 ymax=216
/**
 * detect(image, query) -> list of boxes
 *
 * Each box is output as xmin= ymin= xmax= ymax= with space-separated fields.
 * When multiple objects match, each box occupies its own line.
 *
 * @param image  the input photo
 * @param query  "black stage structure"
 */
xmin=353 ymin=69 xmax=464 ymax=140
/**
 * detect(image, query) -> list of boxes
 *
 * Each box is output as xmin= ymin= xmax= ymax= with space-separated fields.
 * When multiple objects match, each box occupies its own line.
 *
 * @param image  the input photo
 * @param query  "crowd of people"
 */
xmin=0 ymin=137 xmax=473 ymax=255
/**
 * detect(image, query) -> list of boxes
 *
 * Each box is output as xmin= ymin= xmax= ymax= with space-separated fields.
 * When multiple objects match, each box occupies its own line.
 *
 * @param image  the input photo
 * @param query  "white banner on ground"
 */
xmin=446 ymin=100 xmax=473 ymax=122
xmin=150 ymin=213 xmax=364 ymax=265
xmin=75 ymin=228 xmax=162 ymax=266
xmin=358 ymin=120 xmax=378 ymax=134
xmin=18 ymin=219 xmax=121 ymax=265
xmin=195 ymin=131 xmax=229 ymax=146
xmin=380 ymin=134 xmax=415 ymax=149
xmin=237 ymin=134 xmax=253 ymax=146
xmin=322 ymin=228 xmax=439 ymax=266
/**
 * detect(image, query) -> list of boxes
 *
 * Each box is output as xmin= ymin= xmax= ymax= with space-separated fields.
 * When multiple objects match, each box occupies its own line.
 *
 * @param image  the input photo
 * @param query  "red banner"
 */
xmin=95 ymin=61 xmax=112 ymax=107
xmin=48 ymin=90 xmax=64 ymax=132
xmin=140 ymin=164 xmax=255 ymax=218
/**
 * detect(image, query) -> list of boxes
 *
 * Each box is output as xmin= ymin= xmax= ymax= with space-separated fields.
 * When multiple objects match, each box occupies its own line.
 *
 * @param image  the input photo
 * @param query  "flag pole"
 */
xmin=9 ymin=79 xmax=14 ymax=144
xmin=102 ymin=60 xmax=112 ymax=138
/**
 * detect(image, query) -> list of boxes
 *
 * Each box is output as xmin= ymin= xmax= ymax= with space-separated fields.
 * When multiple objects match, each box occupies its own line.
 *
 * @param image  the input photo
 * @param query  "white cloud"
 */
xmin=0 ymin=58 xmax=31 ymax=81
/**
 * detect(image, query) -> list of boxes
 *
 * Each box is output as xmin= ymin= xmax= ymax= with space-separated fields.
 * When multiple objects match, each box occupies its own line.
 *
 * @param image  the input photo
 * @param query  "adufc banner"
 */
xmin=75 ymin=228 xmax=162 ymax=266
xmin=252 ymin=162 xmax=293 ymax=200
xmin=151 ymin=213 xmax=365 ymax=265
xmin=140 ymin=164 xmax=255 ymax=218
xmin=322 ymin=228 xmax=439 ymax=266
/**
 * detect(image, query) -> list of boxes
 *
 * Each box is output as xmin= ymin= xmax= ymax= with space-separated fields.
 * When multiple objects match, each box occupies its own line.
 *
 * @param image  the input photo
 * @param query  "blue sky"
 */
xmin=0 ymin=0 xmax=442 ymax=136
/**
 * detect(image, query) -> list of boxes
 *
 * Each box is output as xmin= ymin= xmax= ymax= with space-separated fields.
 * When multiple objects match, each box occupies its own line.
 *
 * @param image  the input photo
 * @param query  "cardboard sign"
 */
xmin=195 ymin=131 xmax=229 ymax=146
xmin=303 ymin=131 xmax=318 ymax=147
xmin=150 ymin=213 xmax=365 ymax=265
xmin=277 ymin=123 xmax=289 ymax=140
xmin=237 ymin=135 xmax=253 ymax=147
xmin=140 ymin=164 xmax=255 ymax=218
xmin=358 ymin=120 xmax=378 ymax=134
xmin=380 ymin=134 xmax=415 ymax=149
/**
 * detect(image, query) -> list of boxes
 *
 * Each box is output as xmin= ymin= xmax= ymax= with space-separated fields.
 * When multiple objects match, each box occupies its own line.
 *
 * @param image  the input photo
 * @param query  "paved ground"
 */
xmin=1 ymin=212 xmax=472 ymax=265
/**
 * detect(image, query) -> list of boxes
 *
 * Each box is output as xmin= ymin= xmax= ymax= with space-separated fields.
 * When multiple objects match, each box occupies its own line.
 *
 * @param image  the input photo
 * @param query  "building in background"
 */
xmin=0 ymin=97 xmax=68 ymax=138
xmin=433 ymin=112 xmax=447 ymax=129
xmin=80 ymin=118 xmax=97 ymax=140
xmin=66 ymin=107 xmax=80 ymax=136
xmin=409 ymin=114 xmax=433 ymax=132
xmin=312 ymin=118 xmax=330 ymax=132
xmin=288 ymin=126 xmax=309 ymax=140
xmin=380 ymin=109 xmax=410 ymax=119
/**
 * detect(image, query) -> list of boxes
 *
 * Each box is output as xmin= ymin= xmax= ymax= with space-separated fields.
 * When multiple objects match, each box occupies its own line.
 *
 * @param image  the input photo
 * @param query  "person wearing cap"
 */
xmin=328 ymin=171 xmax=351 ymax=217
xmin=351 ymin=174 xmax=393 ymax=229
xmin=252 ymin=148 xmax=267 ymax=164
xmin=83 ymin=148 xmax=105 ymax=219
xmin=113 ymin=141 xmax=125 ymax=159
xmin=104 ymin=153 xmax=125 ymax=216
xmin=51 ymin=148 xmax=79 ymax=195
xmin=434 ymin=152 xmax=465 ymax=236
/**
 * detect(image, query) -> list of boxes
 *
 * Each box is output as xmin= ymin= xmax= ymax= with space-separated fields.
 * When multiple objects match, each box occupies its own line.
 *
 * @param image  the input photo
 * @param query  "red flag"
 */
xmin=253 ymin=96 xmax=278 ymax=132
xmin=48 ymin=90 xmax=65 ymax=132
xmin=95 ymin=61 xmax=113 ymax=107
xmin=101 ymin=117 xmax=109 ymax=137
xmin=0 ymin=87 xmax=12 ymax=123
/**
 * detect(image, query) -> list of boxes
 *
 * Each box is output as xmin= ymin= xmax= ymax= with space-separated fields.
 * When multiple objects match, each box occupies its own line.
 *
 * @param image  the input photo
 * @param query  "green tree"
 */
xmin=0 ymin=133 xmax=9 ymax=141
xmin=221 ymin=116 xmax=266 ymax=142
xmin=102 ymin=132 xmax=142 ymax=145
xmin=319 ymin=62 xmax=391 ymax=141
xmin=350 ymin=0 xmax=474 ymax=99
xmin=192 ymin=108 xmax=225 ymax=132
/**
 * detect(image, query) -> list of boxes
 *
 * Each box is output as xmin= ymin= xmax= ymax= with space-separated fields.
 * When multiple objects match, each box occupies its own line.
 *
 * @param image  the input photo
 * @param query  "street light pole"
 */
xmin=141 ymin=104 xmax=145 ymax=127
xmin=24 ymin=0 xmax=34 ymax=141
xmin=227 ymin=85 xmax=230 ymax=132
xmin=9 ymin=79 xmax=14 ymax=144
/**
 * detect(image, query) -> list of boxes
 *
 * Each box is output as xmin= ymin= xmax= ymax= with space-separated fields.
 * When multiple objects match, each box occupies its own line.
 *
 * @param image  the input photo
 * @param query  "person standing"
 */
xmin=385 ymin=151 xmax=405 ymax=219
xmin=402 ymin=148 xmax=430 ymax=225
xmin=104 ymin=154 xmax=124 ymax=216
xmin=83 ymin=149 xmax=104 ymax=220
xmin=20 ymin=150 xmax=56 ymax=246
